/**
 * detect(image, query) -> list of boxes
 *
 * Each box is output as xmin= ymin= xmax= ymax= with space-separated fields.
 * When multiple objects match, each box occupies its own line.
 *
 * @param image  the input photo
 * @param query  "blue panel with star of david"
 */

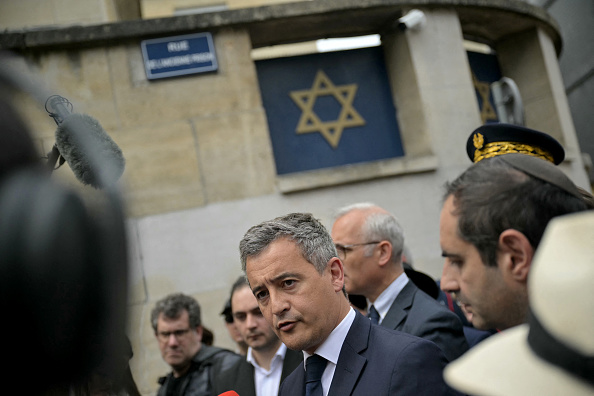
xmin=466 ymin=51 xmax=503 ymax=124
xmin=256 ymin=47 xmax=404 ymax=175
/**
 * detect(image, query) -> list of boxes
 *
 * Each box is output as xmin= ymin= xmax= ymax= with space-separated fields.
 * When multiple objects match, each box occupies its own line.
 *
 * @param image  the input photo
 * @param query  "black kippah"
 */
xmin=499 ymin=153 xmax=582 ymax=199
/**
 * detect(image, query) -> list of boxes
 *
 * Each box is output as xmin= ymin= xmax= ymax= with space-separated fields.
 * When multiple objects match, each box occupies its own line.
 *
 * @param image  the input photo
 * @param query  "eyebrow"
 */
xmin=233 ymin=306 xmax=261 ymax=315
xmin=251 ymin=271 xmax=300 ymax=295
xmin=441 ymin=250 xmax=461 ymax=259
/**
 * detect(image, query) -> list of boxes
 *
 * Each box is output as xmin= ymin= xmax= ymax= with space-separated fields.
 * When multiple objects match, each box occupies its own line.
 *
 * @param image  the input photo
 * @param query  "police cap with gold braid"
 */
xmin=464 ymin=123 xmax=586 ymax=201
xmin=466 ymin=123 xmax=565 ymax=165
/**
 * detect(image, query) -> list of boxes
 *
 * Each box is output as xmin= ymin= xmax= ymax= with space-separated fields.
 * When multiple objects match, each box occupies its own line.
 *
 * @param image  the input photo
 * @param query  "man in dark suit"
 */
xmin=239 ymin=212 xmax=454 ymax=396
xmin=331 ymin=203 xmax=468 ymax=361
xmin=213 ymin=276 xmax=302 ymax=396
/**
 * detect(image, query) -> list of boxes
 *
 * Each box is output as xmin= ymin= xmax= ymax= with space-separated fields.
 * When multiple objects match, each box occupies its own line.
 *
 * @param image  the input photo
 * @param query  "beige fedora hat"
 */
xmin=444 ymin=211 xmax=594 ymax=396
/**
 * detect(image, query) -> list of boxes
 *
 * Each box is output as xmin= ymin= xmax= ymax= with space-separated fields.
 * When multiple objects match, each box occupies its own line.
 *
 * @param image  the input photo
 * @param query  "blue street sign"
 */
xmin=141 ymin=32 xmax=218 ymax=80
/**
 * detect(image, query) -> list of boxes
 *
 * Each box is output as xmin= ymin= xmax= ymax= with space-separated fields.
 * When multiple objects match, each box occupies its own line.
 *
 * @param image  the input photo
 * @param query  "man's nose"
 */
xmin=246 ymin=314 xmax=258 ymax=329
xmin=270 ymin=293 xmax=289 ymax=317
xmin=440 ymin=260 xmax=459 ymax=293
xmin=167 ymin=334 xmax=180 ymax=346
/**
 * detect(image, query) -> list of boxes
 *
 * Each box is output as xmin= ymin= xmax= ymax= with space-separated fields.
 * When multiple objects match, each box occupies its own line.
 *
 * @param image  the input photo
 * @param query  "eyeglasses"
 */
xmin=157 ymin=328 xmax=192 ymax=342
xmin=335 ymin=241 xmax=381 ymax=261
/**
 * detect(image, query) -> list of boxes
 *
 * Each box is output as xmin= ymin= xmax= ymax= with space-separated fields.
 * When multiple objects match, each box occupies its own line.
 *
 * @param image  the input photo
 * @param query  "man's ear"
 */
xmin=327 ymin=257 xmax=345 ymax=292
xmin=498 ymin=229 xmax=534 ymax=282
xmin=377 ymin=240 xmax=392 ymax=267
xmin=196 ymin=325 xmax=203 ymax=341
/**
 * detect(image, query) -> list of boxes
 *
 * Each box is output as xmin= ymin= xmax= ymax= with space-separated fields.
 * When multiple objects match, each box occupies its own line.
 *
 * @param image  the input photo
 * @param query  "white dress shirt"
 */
xmin=247 ymin=343 xmax=287 ymax=396
xmin=302 ymin=307 xmax=356 ymax=396
xmin=367 ymin=272 xmax=409 ymax=325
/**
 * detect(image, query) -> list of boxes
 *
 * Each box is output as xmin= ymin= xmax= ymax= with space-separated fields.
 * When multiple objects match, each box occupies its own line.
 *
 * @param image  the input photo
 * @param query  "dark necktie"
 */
xmin=305 ymin=354 xmax=327 ymax=396
xmin=368 ymin=304 xmax=380 ymax=325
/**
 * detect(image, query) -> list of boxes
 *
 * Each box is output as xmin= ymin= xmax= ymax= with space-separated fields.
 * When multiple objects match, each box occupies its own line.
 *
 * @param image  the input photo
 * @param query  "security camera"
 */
xmin=397 ymin=9 xmax=426 ymax=31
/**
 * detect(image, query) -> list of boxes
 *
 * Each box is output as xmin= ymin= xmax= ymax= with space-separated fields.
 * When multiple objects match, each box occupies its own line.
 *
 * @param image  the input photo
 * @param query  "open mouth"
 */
xmin=277 ymin=321 xmax=296 ymax=332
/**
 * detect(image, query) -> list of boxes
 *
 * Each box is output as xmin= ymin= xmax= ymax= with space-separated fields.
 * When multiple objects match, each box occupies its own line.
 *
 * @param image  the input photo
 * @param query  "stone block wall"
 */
xmin=1 ymin=1 xmax=591 ymax=394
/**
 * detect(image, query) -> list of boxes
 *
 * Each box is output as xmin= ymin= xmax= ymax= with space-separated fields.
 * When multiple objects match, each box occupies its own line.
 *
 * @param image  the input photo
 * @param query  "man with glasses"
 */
xmin=152 ymin=293 xmax=242 ymax=396
xmin=331 ymin=203 xmax=468 ymax=361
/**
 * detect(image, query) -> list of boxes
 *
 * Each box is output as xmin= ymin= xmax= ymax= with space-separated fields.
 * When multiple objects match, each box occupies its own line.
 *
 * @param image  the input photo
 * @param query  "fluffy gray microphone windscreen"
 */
xmin=55 ymin=113 xmax=125 ymax=188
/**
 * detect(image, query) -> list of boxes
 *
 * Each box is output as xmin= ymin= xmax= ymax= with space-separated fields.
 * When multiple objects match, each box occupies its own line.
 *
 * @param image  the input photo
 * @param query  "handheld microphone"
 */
xmin=218 ymin=392 xmax=240 ymax=396
xmin=46 ymin=95 xmax=125 ymax=189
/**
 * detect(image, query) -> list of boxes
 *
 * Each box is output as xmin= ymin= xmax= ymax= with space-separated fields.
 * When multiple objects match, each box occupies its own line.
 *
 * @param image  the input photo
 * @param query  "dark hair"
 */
xmin=231 ymin=275 xmax=249 ymax=295
xmin=578 ymin=186 xmax=594 ymax=209
xmin=71 ymin=336 xmax=141 ymax=396
xmin=150 ymin=293 xmax=201 ymax=333
xmin=348 ymin=294 xmax=367 ymax=310
xmin=229 ymin=275 xmax=249 ymax=313
xmin=444 ymin=157 xmax=589 ymax=267
xmin=221 ymin=299 xmax=233 ymax=323
xmin=239 ymin=212 xmax=337 ymax=274
xmin=201 ymin=326 xmax=214 ymax=346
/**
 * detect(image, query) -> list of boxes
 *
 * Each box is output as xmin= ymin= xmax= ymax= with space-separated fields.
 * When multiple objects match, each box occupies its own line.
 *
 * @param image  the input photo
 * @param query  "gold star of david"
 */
xmin=289 ymin=70 xmax=365 ymax=149
xmin=472 ymin=72 xmax=498 ymax=124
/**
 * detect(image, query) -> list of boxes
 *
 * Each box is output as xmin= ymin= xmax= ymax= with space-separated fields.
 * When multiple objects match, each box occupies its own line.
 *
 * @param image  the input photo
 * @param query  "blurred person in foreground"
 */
xmin=0 ymin=53 xmax=131 ymax=395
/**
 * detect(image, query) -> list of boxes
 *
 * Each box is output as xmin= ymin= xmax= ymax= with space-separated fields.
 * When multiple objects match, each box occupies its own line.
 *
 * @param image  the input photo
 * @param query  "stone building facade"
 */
xmin=1 ymin=1 xmax=590 ymax=394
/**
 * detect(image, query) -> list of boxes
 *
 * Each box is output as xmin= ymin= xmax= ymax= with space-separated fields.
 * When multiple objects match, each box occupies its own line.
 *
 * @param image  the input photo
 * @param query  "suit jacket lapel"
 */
xmin=381 ymin=281 xmax=415 ymax=330
xmin=236 ymin=361 xmax=257 ymax=396
xmin=281 ymin=348 xmax=303 ymax=382
xmin=285 ymin=365 xmax=306 ymax=396
xmin=328 ymin=312 xmax=369 ymax=396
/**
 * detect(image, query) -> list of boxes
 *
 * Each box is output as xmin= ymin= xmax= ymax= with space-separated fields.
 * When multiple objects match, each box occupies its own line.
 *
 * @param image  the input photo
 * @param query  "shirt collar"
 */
xmin=247 ymin=342 xmax=287 ymax=371
xmin=368 ymin=272 xmax=409 ymax=321
xmin=303 ymin=307 xmax=356 ymax=367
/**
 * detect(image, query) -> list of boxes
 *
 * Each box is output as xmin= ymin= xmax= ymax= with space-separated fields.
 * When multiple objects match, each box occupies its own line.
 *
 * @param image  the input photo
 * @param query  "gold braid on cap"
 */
xmin=473 ymin=133 xmax=555 ymax=163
